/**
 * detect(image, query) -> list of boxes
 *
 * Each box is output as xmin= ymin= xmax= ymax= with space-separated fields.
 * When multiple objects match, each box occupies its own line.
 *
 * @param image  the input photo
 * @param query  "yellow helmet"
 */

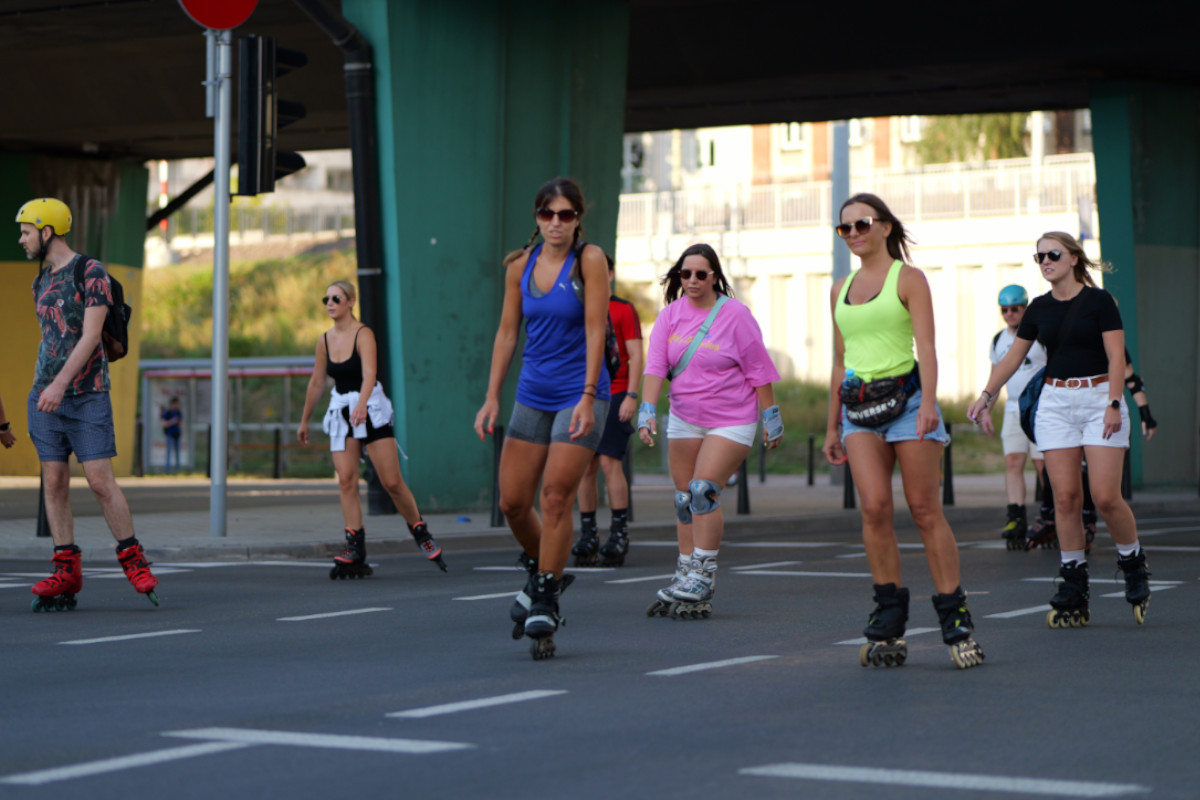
xmin=16 ymin=198 xmax=72 ymax=236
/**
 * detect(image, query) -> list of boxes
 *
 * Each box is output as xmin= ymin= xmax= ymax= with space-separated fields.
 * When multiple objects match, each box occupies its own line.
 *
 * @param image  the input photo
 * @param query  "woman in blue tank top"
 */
xmin=473 ymin=178 xmax=612 ymax=660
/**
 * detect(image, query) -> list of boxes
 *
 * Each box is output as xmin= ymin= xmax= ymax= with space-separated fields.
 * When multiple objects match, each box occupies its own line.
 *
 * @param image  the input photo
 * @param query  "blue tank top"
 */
xmin=516 ymin=243 xmax=611 ymax=411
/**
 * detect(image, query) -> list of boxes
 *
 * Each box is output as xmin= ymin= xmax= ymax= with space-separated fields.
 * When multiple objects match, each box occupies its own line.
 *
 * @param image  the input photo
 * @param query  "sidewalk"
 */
xmin=0 ymin=472 xmax=1195 ymax=562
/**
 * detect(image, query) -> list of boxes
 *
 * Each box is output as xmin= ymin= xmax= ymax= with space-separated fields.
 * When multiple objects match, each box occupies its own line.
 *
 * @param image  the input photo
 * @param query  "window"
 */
xmin=779 ymin=122 xmax=808 ymax=151
xmin=898 ymin=115 xmax=922 ymax=143
xmin=848 ymin=119 xmax=865 ymax=146
xmin=325 ymin=168 xmax=354 ymax=192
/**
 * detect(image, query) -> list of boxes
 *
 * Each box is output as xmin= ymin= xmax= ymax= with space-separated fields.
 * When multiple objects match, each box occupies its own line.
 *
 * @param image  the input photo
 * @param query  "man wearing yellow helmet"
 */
xmin=16 ymin=198 xmax=160 ymax=611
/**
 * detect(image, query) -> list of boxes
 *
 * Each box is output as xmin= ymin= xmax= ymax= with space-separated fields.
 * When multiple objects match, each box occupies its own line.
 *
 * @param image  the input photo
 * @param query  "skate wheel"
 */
xmin=646 ymin=601 xmax=665 ymax=617
xmin=859 ymin=643 xmax=871 ymax=667
xmin=146 ymin=590 xmax=159 ymax=607
xmin=882 ymin=653 xmax=895 ymax=667
xmin=1046 ymin=610 xmax=1059 ymax=628
xmin=529 ymin=636 xmax=556 ymax=660
xmin=434 ymin=557 xmax=448 ymax=572
xmin=32 ymin=598 xmax=43 ymax=613
xmin=1134 ymin=601 xmax=1147 ymax=625
xmin=329 ymin=567 xmax=338 ymax=580
xmin=894 ymin=652 xmax=906 ymax=666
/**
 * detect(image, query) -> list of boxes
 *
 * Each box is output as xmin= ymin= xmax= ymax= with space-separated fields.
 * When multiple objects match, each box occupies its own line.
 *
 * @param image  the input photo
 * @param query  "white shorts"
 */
xmin=1000 ymin=411 xmax=1042 ymax=459
xmin=1034 ymin=381 xmax=1129 ymax=451
xmin=667 ymin=413 xmax=758 ymax=447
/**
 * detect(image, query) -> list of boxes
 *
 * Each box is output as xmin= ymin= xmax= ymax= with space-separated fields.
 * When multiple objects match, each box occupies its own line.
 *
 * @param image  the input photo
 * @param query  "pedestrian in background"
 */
xmin=969 ymin=231 xmax=1151 ymax=629
xmin=161 ymin=396 xmax=183 ymax=474
xmin=823 ymin=192 xmax=984 ymax=669
xmin=298 ymin=280 xmax=446 ymax=579
xmin=573 ymin=252 xmax=644 ymax=568
xmin=638 ymin=243 xmax=782 ymax=620
xmin=17 ymin=197 xmax=159 ymax=611
xmin=0 ymin=391 xmax=15 ymax=449
xmin=473 ymin=177 xmax=611 ymax=659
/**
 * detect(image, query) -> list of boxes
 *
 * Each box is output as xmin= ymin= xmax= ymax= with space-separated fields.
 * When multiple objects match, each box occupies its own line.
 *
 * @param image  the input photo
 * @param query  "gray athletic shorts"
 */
xmin=507 ymin=399 xmax=609 ymax=450
xmin=27 ymin=390 xmax=118 ymax=462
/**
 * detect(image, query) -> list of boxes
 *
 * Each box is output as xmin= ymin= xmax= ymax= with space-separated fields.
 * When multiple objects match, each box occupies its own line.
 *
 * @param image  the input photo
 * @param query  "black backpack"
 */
xmin=573 ymin=242 xmax=621 ymax=379
xmin=37 ymin=255 xmax=131 ymax=362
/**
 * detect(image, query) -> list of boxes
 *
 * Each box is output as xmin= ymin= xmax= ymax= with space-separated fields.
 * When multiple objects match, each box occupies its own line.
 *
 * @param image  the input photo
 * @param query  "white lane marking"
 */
xmin=605 ymin=574 xmax=675 ymax=584
xmin=277 ymin=608 xmax=391 ymax=621
xmin=647 ymin=655 xmax=778 ymax=676
xmin=835 ymin=628 xmax=939 ymax=645
xmin=636 ymin=541 xmax=844 ymax=548
xmin=90 ymin=568 xmax=191 ymax=579
xmin=986 ymin=605 xmax=1051 ymax=619
xmin=453 ymin=592 xmax=518 ymax=601
xmin=737 ymin=570 xmax=872 ymax=578
xmin=0 ymin=742 xmax=253 ymax=786
xmin=164 ymin=727 xmax=472 ymax=754
xmin=60 ymin=630 xmax=200 ymax=646
xmin=473 ymin=566 xmax=525 ymax=572
xmin=836 ymin=552 xmax=868 ymax=559
xmin=1124 ymin=545 xmax=1200 ymax=552
xmin=1022 ymin=578 xmax=1181 ymax=586
xmin=730 ymin=561 xmax=802 ymax=570
xmin=1100 ymin=586 xmax=1174 ymax=599
xmin=739 ymin=762 xmax=1150 ymax=797
xmin=388 ymin=690 xmax=567 ymax=719
xmin=0 ymin=584 xmax=30 ymax=590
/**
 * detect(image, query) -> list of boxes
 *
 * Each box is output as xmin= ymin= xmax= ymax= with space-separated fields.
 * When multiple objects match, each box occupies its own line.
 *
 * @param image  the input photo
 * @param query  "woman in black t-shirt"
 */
xmin=968 ymin=232 xmax=1151 ymax=629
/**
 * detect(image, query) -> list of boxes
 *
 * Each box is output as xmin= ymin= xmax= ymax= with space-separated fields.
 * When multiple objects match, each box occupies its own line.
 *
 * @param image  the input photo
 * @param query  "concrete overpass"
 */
xmin=0 ymin=0 xmax=1195 ymax=498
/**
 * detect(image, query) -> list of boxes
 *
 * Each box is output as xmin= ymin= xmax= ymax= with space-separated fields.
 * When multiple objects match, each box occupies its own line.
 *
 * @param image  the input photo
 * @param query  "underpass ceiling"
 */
xmin=1 ymin=1 xmax=1196 ymax=161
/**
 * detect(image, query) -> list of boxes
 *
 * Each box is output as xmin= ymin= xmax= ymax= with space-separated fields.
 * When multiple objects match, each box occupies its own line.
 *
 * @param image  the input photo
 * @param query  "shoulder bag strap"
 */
xmin=668 ymin=295 xmax=728 ymax=380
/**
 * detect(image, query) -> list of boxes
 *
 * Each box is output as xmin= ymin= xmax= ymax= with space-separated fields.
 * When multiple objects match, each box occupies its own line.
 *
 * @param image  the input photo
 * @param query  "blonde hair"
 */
xmin=327 ymin=280 xmax=357 ymax=304
xmin=1040 ymin=231 xmax=1110 ymax=288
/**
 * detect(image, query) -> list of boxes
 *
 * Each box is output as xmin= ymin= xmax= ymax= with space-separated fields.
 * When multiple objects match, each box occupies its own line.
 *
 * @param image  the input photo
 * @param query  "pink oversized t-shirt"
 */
xmin=645 ymin=296 xmax=780 ymax=428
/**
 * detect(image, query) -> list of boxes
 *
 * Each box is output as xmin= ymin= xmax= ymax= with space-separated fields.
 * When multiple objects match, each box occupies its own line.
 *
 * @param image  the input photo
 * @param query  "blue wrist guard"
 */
xmin=762 ymin=404 xmax=784 ymax=442
xmin=637 ymin=402 xmax=657 ymax=431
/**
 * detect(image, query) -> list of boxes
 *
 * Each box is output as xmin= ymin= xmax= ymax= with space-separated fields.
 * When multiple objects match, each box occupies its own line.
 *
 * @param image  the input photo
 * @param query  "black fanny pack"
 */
xmin=840 ymin=367 xmax=920 ymax=428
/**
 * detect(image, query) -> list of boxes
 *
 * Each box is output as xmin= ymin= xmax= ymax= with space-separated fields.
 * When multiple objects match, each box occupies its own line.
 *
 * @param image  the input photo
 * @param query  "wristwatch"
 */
xmin=0 ymin=422 xmax=10 ymax=432
xmin=627 ymin=391 xmax=639 ymax=400
xmin=1110 ymin=399 xmax=1120 ymax=410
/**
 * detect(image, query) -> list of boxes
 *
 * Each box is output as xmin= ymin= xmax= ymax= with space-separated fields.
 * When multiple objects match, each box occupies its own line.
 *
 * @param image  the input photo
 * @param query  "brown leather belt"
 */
xmin=1044 ymin=375 xmax=1108 ymax=389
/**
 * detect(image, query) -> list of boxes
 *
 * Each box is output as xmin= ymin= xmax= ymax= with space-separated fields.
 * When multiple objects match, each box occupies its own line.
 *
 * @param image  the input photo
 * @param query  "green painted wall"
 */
xmin=1092 ymin=82 xmax=1200 ymax=488
xmin=341 ymin=0 xmax=629 ymax=509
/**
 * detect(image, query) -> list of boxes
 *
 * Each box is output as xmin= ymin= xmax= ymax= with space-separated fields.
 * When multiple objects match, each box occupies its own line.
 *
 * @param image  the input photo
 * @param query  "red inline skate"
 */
xmin=31 ymin=547 xmax=83 ymax=612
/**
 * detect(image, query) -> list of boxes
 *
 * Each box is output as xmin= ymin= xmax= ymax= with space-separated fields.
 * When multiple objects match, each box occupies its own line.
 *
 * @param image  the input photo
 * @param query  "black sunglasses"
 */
xmin=1034 ymin=249 xmax=1063 ymax=264
xmin=1000 ymin=305 xmax=1024 ymax=314
xmin=322 ymin=295 xmax=344 ymax=305
xmin=680 ymin=268 xmax=710 ymax=281
xmin=835 ymin=217 xmax=874 ymax=238
xmin=536 ymin=207 xmax=579 ymax=223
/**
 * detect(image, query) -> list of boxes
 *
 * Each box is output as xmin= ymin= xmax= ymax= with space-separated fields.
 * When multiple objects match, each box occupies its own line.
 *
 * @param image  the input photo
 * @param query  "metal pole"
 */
xmin=831 ymin=121 xmax=851 ymax=284
xmin=209 ymin=27 xmax=231 ymax=538
xmin=807 ymin=433 xmax=815 ymax=487
xmin=622 ymin=436 xmax=634 ymax=523
xmin=942 ymin=422 xmax=955 ymax=506
xmin=758 ymin=434 xmax=766 ymax=484
xmin=490 ymin=425 xmax=506 ymax=528
xmin=36 ymin=474 xmax=51 ymax=538
xmin=843 ymin=463 xmax=856 ymax=509
xmin=736 ymin=460 xmax=750 ymax=515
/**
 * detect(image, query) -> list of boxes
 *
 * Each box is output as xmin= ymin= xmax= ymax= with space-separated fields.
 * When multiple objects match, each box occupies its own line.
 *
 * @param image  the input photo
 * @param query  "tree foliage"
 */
xmin=915 ymin=113 xmax=1029 ymax=164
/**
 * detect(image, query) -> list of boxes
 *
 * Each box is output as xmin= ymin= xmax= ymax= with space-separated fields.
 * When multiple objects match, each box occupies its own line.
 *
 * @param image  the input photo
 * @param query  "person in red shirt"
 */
xmin=573 ymin=254 xmax=644 ymax=567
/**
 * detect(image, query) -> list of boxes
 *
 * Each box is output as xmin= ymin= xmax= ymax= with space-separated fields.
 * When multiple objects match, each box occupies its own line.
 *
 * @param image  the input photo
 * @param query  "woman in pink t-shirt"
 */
xmin=637 ymin=243 xmax=782 ymax=619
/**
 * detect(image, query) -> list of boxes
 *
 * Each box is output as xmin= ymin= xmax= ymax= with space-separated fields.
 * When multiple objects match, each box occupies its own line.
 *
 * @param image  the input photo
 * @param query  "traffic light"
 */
xmin=237 ymin=34 xmax=307 ymax=195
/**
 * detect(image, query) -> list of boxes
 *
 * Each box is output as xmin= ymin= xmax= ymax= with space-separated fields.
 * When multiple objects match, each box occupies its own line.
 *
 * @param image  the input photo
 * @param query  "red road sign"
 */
xmin=178 ymin=0 xmax=259 ymax=30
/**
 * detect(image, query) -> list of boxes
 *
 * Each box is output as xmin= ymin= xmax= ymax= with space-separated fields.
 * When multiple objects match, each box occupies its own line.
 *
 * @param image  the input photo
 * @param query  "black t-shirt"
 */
xmin=1016 ymin=286 xmax=1123 ymax=380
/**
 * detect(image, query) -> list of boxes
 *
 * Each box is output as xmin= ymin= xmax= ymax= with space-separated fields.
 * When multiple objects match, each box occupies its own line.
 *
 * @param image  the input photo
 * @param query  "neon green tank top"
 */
xmin=834 ymin=259 xmax=915 ymax=381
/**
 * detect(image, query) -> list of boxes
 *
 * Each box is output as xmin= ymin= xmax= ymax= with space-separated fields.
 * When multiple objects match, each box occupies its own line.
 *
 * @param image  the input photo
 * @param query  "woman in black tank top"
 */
xmin=298 ymin=280 xmax=446 ymax=574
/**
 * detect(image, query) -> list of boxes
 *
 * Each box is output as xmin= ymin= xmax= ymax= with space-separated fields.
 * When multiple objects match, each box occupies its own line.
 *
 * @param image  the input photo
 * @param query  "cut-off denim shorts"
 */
xmin=840 ymin=388 xmax=950 ymax=446
xmin=28 ymin=390 xmax=118 ymax=462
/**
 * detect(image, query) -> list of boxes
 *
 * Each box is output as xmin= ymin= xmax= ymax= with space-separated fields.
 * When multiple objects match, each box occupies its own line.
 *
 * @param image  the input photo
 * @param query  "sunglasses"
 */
xmin=1000 ymin=305 xmax=1024 ymax=314
xmin=322 ymin=295 xmax=344 ymax=305
xmin=1034 ymin=249 xmax=1063 ymax=264
xmin=535 ymin=207 xmax=579 ymax=223
xmin=835 ymin=217 xmax=874 ymax=238
xmin=680 ymin=269 xmax=710 ymax=281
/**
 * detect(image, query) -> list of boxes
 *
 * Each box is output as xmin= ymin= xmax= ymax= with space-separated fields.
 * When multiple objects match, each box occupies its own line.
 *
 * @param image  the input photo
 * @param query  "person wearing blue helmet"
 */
xmin=978 ymin=284 xmax=1048 ymax=549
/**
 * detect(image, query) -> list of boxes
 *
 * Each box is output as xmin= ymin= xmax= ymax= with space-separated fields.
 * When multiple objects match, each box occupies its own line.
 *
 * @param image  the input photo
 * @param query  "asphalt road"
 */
xmin=2 ymin=512 xmax=1197 ymax=799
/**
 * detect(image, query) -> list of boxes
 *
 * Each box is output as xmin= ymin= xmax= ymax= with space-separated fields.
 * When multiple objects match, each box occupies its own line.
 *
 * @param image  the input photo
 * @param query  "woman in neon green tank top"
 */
xmin=822 ymin=193 xmax=984 ymax=670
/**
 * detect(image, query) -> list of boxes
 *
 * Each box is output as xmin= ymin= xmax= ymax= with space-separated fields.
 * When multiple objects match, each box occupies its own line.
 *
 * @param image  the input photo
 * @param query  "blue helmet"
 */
xmin=998 ymin=284 xmax=1028 ymax=306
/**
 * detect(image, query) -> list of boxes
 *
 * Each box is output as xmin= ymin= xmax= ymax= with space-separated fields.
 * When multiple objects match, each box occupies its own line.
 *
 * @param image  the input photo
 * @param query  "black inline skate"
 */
xmin=932 ymin=588 xmax=985 ymax=669
xmin=409 ymin=521 xmax=447 ymax=571
xmin=571 ymin=515 xmax=600 ymax=567
xmin=1116 ymin=549 xmax=1151 ymax=624
xmin=1046 ymin=560 xmax=1090 ymax=628
xmin=859 ymin=583 xmax=909 ymax=667
xmin=1027 ymin=506 xmax=1058 ymax=550
xmin=510 ymin=553 xmax=574 ymax=639
xmin=1002 ymin=504 xmax=1028 ymax=551
xmin=525 ymin=572 xmax=568 ymax=660
xmin=599 ymin=513 xmax=629 ymax=567
xmin=330 ymin=527 xmax=373 ymax=579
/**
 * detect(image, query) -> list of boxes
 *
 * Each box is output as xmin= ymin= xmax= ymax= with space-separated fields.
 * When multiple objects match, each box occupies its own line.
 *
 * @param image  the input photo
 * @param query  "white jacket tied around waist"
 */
xmin=322 ymin=383 xmax=393 ymax=451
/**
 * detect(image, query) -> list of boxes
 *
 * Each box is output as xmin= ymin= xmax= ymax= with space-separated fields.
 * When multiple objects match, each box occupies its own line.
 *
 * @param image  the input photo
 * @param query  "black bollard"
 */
xmin=273 ymin=427 xmax=283 ymax=479
xmin=807 ymin=434 xmax=815 ymax=487
xmin=36 ymin=472 xmax=51 ymax=538
xmin=758 ymin=435 xmax=766 ymax=484
xmin=736 ymin=459 xmax=750 ymax=515
xmin=622 ymin=437 xmax=634 ymax=523
xmin=843 ymin=462 xmax=856 ymax=509
xmin=490 ymin=424 xmax=506 ymax=528
xmin=1121 ymin=447 xmax=1132 ymax=500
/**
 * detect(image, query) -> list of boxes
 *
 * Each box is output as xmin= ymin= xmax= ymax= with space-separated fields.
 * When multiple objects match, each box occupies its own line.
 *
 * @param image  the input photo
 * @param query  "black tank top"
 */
xmin=325 ymin=327 xmax=364 ymax=394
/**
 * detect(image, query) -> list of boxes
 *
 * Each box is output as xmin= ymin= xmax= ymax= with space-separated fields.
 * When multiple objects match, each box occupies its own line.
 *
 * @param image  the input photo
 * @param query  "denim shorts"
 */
xmin=507 ymin=399 xmax=609 ymax=450
xmin=840 ymin=388 xmax=950 ymax=445
xmin=27 ymin=390 xmax=118 ymax=462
